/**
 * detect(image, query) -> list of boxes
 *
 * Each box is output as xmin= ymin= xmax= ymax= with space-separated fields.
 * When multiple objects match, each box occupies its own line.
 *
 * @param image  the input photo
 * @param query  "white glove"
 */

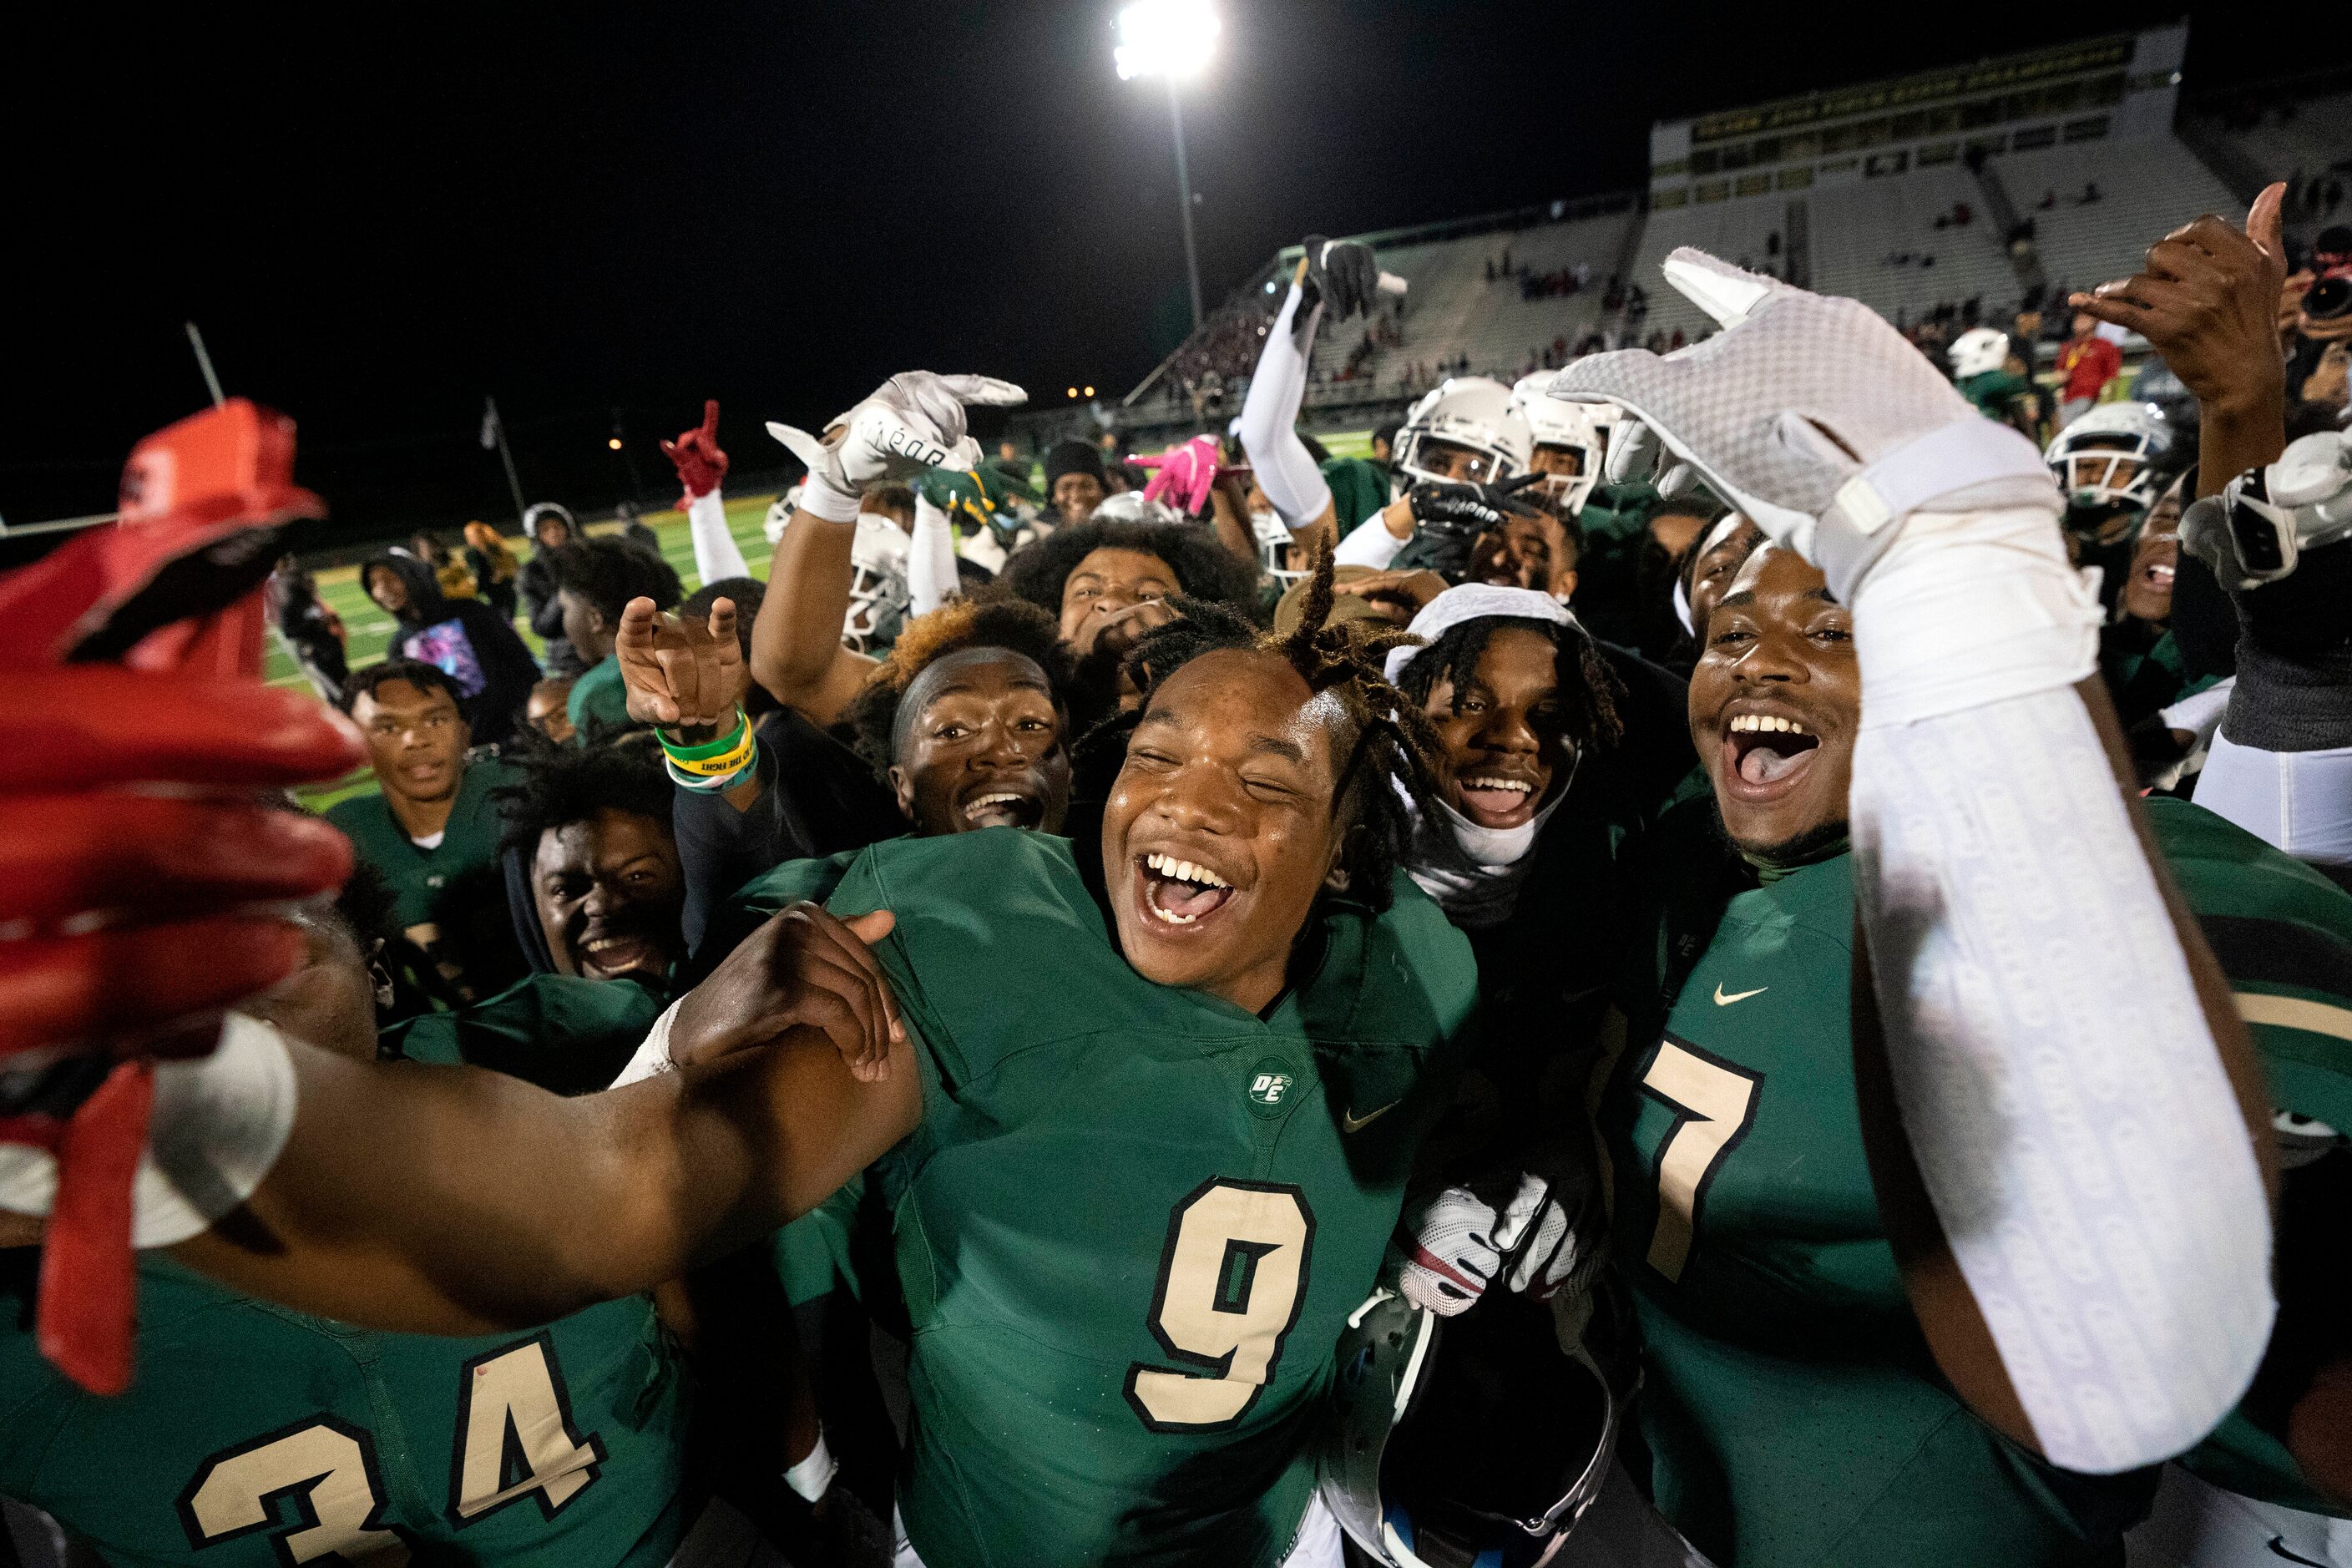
xmin=767 ymin=372 xmax=1025 ymax=523
xmin=1551 ymin=249 xmax=2056 ymax=602
xmin=2181 ymin=431 xmax=2352 ymax=589
xmin=1398 ymin=1171 xmax=1602 ymax=1317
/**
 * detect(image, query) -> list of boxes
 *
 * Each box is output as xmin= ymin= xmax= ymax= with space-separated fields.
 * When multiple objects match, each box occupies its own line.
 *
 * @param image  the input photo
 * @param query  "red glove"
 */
xmin=0 ymin=400 xmax=361 ymax=1394
xmin=661 ymin=399 xmax=730 ymax=503
xmin=1132 ymin=434 xmax=1222 ymax=517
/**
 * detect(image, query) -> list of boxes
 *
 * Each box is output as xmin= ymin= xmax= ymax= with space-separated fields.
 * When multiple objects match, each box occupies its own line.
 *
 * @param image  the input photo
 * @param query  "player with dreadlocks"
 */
xmin=66 ymin=556 xmax=1477 ymax=1566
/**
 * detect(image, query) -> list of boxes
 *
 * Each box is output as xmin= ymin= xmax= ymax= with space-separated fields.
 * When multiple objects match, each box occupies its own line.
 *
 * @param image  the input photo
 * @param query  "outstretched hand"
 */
xmin=768 ymin=372 xmax=1027 ymax=509
xmin=615 ymin=595 xmax=748 ymax=734
xmin=2071 ymin=184 xmax=2288 ymax=414
xmin=660 ymin=400 xmax=730 ymax=501
xmin=669 ymin=904 xmax=903 ymax=1081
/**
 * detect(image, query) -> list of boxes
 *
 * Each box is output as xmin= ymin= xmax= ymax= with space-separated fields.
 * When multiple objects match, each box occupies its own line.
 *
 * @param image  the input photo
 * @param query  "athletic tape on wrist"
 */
xmin=796 ymin=477 xmax=862 ymax=524
xmin=0 ymin=1014 xmax=300 ymax=1247
xmin=1850 ymin=506 xmax=2101 ymax=728
xmin=609 ymin=1001 xmax=682 ymax=1089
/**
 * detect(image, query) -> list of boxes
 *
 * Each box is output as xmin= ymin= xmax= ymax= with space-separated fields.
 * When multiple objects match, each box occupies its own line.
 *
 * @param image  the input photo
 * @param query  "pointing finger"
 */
xmin=700 ymin=399 xmax=721 ymax=440
xmin=935 ymin=374 xmax=1028 ymax=408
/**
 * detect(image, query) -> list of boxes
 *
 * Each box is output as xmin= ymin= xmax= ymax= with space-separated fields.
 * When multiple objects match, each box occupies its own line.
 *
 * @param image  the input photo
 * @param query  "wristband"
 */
xmin=665 ymin=753 xmax=754 ymax=792
xmin=659 ymin=713 xmax=753 ymax=780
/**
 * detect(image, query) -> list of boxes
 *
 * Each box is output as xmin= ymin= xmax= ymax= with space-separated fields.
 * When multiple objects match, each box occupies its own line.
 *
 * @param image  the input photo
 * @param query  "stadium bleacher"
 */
xmin=1993 ymin=135 xmax=2242 ymax=306
xmin=1805 ymin=166 xmax=2016 ymax=325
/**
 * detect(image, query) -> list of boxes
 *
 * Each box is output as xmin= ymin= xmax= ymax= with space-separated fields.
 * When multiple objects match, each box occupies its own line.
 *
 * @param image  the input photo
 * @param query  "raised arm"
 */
xmin=1555 ymin=250 xmax=2277 ymax=1474
xmin=662 ymin=398 xmax=754 ymax=584
xmin=1236 ymin=238 xmax=1391 ymax=559
xmin=751 ymin=372 xmax=1023 ymax=726
xmin=171 ymin=1015 xmax=918 ymax=1337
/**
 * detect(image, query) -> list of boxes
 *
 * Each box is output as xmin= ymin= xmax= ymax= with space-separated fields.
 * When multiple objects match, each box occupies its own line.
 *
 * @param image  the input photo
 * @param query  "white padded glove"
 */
xmin=1399 ymin=1170 xmax=1602 ymax=1317
xmin=1551 ymin=249 xmax=2056 ymax=602
xmin=768 ymin=372 xmax=1025 ymax=523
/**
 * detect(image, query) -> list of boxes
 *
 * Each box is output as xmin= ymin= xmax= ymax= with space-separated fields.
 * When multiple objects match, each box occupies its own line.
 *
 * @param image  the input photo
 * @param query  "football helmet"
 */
xmin=2046 ymin=402 xmax=2175 ymax=516
xmin=1393 ymin=378 xmax=1532 ymax=496
xmin=1511 ymin=374 xmax=1616 ymax=516
xmin=762 ymin=497 xmax=912 ymax=651
xmin=844 ymin=512 xmax=913 ymax=652
xmin=2182 ymin=429 xmax=2352 ymax=589
xmin=1090 ymin=491 xmax=1184 ymax=527
xmin=1321 ymin=1283 xmax=1633 ymax=1568
xmin=1948 ymin=327 xmax=2011 ymax=382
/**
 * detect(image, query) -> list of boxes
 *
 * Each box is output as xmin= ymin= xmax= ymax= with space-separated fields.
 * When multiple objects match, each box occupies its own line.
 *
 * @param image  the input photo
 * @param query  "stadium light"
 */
xmin=606 ymin=436 xmax=623 ymax=450
xmin=1112 ymin=0 xmax=1218 ymax=81
xmin=1112 ymin=0 xmax=1217 ymax=332
xmin=1085 ymin=385 xmax=1096 ymax=397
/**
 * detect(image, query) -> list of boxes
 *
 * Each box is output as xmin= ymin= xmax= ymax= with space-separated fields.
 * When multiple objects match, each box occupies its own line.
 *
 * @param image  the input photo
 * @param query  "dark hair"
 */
xmin=495 ymin=734 xmax=675 ymax=858
xmin=1391 ymin=615 xmax=1623 ymax=756
xmin=339 ymin=658 xmax=463 ymax=714
xmin=998 ymin=517 xmax=1263 ymax=621
xmin=1373 ymin=419 xmax=1404 ymax=455
xmin=544 ymin=537 xmax=682 ymax=624
xmin=335 ymin=856 xmax=401 ymax=949
xmin=1108 ymin=558 xmax=1443 ymax=912
xmin=680 ymin=576 xmax=771 ymax=716
xmin=840 ymin=599 xmax=1073 ymax=772
xmin=861 ymin=482 xmax=917 ymax=518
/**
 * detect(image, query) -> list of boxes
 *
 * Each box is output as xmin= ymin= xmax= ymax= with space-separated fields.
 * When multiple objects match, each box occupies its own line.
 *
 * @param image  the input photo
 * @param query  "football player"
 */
xmin=1512 ymin=371 xmax=1618 ymax=518
xmin=2042 ymin=400 xmax=2180 ymax=602
xmin=1424 ymin=249 xmax=2287 ymax=1564
xmin=1948 ymin=326 xmax=2042 ymax=443
xmin=18 ymin=563 xmax=1476 ymax=1568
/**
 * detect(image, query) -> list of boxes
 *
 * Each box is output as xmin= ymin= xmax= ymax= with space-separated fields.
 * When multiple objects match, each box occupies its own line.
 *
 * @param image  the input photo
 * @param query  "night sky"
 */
xmin=6 ymin=3 xmax=2340 ymax=542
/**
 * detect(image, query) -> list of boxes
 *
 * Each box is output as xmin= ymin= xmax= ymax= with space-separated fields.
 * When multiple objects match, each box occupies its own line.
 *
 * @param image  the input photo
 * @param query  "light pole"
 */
xmin=1114 ymin=0 xmax=1219 ymax=333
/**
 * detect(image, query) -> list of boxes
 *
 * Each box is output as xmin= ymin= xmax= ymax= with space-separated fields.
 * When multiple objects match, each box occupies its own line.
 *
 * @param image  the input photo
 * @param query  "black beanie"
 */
xmin=1044 ymin=439 xmax=1107 ymax=492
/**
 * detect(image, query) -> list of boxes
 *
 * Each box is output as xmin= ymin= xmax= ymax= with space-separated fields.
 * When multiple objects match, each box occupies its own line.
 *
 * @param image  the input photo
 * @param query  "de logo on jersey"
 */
xmin=1245 ymin=1060 xmax=1296 ymax=1119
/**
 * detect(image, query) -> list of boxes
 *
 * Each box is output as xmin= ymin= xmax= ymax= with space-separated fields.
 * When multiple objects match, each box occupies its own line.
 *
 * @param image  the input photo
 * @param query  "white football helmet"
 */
xmin=1393 ymin=377 xmax=1532 ymax=495
xmin=1949 ymin=327 xmax=2011 ymax=382
xmin=2046 ymin=402 xmax=2175 ymax=514
xmin=1090 ymin=491 xmax=1184 ymax=527
xmin=844 ymin=512 xmax=913 ymax=653
xmin=1511 ymin=373 xmax=1617 ymax=515
xmin=762 ymin=496 xmax=912 ymax=651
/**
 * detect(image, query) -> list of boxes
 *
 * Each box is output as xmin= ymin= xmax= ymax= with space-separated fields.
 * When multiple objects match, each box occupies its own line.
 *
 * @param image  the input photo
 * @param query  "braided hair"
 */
xmin=1105 ymin=556 xmax=1445 ymax=912
xmin=1390 ymin=615 xmax=1624 ymax=756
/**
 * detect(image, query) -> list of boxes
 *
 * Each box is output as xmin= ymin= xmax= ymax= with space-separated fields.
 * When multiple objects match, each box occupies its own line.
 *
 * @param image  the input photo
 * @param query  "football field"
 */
xmin=274 ymin=493 xmax=780 ymax=807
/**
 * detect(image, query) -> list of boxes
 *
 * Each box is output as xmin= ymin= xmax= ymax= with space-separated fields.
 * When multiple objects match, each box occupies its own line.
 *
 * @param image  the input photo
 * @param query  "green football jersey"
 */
xmin=1960 ymin=367 xmax=2036 ymax=425
xmin=325 ymin=756 xmax=526 ymax=1005
xmin=384 ymin=972 xmax=664 ymax=1095
xmin=1599 ymin=797 xmax=2352 ymax=1565
xmin=1320 ymin=455 xmax=1392 ymax=532
xmin=820 ymin=828 xmax=1476 ymax=1567
xmin=0 ymin=1253 xmax=687 ymax=1568
xmin=568 ymin=655 xmax=634 ymax=738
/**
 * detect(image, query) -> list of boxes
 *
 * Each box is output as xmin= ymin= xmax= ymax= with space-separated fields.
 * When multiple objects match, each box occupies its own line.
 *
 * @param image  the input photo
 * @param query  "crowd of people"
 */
xmin=0 ymin=170 xmax=2349 ymax=1568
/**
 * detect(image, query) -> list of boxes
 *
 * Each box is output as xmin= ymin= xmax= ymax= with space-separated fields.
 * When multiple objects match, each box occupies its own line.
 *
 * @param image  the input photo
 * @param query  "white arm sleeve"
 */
xmin=1849 ymin=516 xmax=2274 ymax=1474
xmin=907 ymin=493 xmax=959 ymax=618
xmin=686 ymin=488 xmax=751 ymax=584
xmin=1235 ymin=283 xmax=1334 ymax=531
xmin=1333 ymin=513 xmax=1407 ymax=569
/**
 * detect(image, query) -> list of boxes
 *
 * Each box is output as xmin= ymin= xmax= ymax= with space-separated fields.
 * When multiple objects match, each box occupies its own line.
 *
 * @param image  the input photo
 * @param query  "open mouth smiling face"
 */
xmin=890 ymin=647 xmax=1074 ymax=838
xmin=1419 ymin=624 xmax=1571 ymax=831
xmin=1105 ymin=646 xmax=1348 ymax=1013
xmin=1691 ymin=546 xmax=1859 ymax=861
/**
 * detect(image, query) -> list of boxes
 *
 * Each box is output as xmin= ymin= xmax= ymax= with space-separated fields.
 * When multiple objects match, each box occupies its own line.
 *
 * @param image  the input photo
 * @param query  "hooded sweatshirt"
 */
xmin=362 ymin=553 xmax=541 ymax=748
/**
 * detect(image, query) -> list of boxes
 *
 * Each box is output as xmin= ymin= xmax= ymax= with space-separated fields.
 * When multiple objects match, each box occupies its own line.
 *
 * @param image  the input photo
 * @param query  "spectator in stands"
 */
xmin=546 ymin=535 xmax=685 ymax=739
xmin=326 ymin=660 xmax=528 ymax=1005
xmin=1044 ymin=439 xmax=1109 ymax=529
xmin=360 ymin=549 xmax=542 ymax=748
xmin=2056 ymin=310 xmax=2125 ymax=426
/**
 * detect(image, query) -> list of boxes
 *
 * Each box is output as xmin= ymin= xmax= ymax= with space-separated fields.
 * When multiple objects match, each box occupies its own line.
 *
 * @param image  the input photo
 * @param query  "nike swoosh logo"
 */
xmin=1342 ymin=1101 xmax=1399 ymax=1133
xmin=1713 ymin=984 xmax=1768 ymax=1005
xmin=2267 ymin=1538 xmax=2329 ymax=1566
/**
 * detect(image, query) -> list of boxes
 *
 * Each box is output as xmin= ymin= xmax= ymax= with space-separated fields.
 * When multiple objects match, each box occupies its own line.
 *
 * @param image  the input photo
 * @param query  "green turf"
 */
xmin=276 ymin=494 xmax=779 ymax=807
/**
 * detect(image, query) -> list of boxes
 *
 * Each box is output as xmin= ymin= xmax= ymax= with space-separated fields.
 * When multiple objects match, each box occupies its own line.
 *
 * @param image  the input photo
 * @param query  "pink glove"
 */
xmin=661 ymin=400 xmax=729 ymax=503
xmin=1132 ymin=435 xmax=1222 ymax=517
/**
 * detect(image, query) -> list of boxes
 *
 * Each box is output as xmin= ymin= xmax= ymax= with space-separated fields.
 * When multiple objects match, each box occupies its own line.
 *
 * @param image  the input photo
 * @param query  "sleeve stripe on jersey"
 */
xmin=2198 ymin=914 xmax=2352 ymax=999
xmin=2236 ymin=993 xmax=2352 ymax=1044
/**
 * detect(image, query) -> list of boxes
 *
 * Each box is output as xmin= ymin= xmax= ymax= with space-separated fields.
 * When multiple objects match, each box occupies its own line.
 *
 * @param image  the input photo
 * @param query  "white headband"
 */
xmin=1383 ymin=584 xmax=1576 ymax=687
